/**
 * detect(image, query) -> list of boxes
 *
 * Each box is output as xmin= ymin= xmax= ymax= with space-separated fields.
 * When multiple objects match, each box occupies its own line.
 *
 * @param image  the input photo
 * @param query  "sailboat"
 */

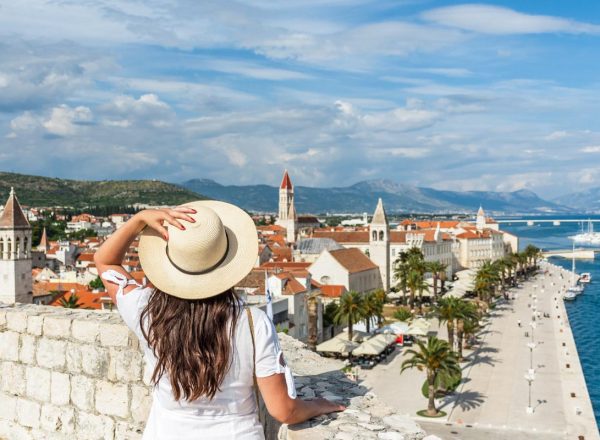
xmin=567 ymin=240 xmax=584 ymax=296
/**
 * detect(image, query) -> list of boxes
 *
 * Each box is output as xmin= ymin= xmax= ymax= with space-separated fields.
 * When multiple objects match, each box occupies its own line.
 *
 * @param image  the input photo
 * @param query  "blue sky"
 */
xmin=1 ymin=0 xmax=600 ymax=198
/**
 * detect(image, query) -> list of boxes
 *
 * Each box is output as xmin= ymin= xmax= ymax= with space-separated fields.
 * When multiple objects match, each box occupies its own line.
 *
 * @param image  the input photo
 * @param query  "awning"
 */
xmin=352 ymin=333 xmax=396 ymax=356
xmin=316 ymin=337 xmax=359 ymax=354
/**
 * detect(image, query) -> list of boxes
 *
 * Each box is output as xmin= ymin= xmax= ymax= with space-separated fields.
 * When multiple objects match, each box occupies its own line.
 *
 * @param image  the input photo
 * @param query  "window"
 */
xmin=372 ymin=230 xmax=377 ymax=241
xmin=379 ymin=231 xmax=384 ymax=241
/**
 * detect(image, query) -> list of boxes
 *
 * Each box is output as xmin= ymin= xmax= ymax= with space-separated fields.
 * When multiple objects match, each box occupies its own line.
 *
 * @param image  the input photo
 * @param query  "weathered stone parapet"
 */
xmin=0 ymin=305 xmax=427 ymax=440
xmin=0 ymin=304 xmax=148 ymax=440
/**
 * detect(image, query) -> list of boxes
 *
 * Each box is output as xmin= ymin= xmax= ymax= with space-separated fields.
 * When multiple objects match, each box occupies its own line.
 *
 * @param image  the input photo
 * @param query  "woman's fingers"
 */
xmin=173 ymin=206 xmax=196 ymax=214
xmin=163 ymin=214 xmax=185 ymax=230
xmin=169 ymin=209 xmax=196 ymax=223
xmin=148 ymin=220 xmax=169 ymax=240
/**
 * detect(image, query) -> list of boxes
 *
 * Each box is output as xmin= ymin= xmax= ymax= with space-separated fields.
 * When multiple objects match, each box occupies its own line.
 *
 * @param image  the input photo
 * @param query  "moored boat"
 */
xmin=580 ymin=272 xmax=592 ymax=283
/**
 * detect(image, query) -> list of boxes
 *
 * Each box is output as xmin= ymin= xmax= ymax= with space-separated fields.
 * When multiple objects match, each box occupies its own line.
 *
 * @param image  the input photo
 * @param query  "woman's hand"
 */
xmin=135 ymin=207 xmax=197 ymax=241
xmin=312 ymin=398 xmax=346 ymax=416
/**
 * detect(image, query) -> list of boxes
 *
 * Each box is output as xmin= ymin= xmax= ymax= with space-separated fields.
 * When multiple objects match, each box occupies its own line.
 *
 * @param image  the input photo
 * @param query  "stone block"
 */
xmin=40 ymin=404 xmax=74 ymax=433
xmin=0 ymin=309 xmax=6 ymax=328
xmin=36 ymin=339 xmax=66 ymax=369
xmin=0 ymin=392 xmax=17 ymax=421
xmin=130 ymin=385 xmax=152 ymax=424
xmin=26 ymin=366 xmax=51 ymax=402
xmin=6 ymin=311 xmax=28 ymax=332
xmin=0 ymin=420 xmax=33 ymax=440
xmin=70 ymin=375 xmax=95 ymax=411
xmin=115 ymin=421 xmax=144 ymax=439
xmin=16 ymin=398 xmax=41 ymax=429
xmin=43 ymin=316 xmax=71 ymax=338
xmin=108 ymin=348 xmax=142 ymax=382
xmin=0 ymin=331 xmax=19 ymax=361
xmin=95 ymin=381 xmax=129 ymax=418
xmin=1 ymin=361 xmax=26 ymax=395
xmin=65 ymin=342 xmax=82 ymax=373
xmin=27 ymin=315 xmax=44 ymax=336
xmin=50 ymin=372 xmax=70 ymax=406
xmin=80 ymin=345 xmax=109 ymax=377
xmin=72 ymin=320 xmax=99 ymax=343
xmin=75 ymin=411 xmax=115 ymax=440
xmin=99 ymin=323 xmax=130 ymax=347
xmin=19 ymin=334 xmax=37 ymax=364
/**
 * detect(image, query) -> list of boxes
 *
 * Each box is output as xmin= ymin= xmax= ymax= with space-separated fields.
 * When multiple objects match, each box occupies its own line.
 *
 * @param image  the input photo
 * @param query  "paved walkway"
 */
xmin=363 ymin=263 xmax=599 ymax=440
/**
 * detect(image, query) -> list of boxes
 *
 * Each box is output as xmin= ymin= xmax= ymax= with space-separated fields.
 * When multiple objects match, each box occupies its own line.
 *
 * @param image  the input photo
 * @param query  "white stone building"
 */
xmin=0 ymin=188 xmax=33 ymax=304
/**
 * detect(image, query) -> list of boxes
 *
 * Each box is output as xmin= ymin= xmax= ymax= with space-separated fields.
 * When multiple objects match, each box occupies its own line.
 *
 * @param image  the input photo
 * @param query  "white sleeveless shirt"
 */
xmin=101 ymin=270 xmax=296 ymax=440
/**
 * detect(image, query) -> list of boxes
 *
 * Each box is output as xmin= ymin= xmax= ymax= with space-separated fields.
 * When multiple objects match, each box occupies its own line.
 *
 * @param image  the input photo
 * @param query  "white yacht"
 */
xmin=564 ymin=290 xmax=577 ymax=301
xmin=580 ymin=272 xmax=592 ymax=283
xmin=570 ymin=220 xmax=600 ymax=245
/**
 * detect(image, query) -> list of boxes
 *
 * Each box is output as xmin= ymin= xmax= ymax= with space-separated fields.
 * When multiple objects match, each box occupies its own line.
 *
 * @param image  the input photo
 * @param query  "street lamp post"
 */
xmin=525 ymin=371 xmax=536 ymax=414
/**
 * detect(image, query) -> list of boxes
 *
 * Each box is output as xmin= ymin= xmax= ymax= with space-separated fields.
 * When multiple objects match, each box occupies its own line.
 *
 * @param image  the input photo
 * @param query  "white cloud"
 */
xmin=422 ymin=4 xmax=600 ymax=35
xmin=43 ymin=105 xmax=93 ymax=136
xmin=581 ymin=146 xmax=600 ymax=153
xmin=545 ymin=130 xmax=568 ymax=140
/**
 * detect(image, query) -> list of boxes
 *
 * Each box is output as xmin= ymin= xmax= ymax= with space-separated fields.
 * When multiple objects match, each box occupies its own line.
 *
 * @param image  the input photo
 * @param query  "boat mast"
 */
xmin=571 ymin=240 xmax=576 ymax=286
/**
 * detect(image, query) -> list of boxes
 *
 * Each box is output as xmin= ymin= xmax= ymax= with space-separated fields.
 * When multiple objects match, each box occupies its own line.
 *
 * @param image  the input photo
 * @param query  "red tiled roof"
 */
xmin=260 ymin=262 xmax=311 ymax=270
xmin=313 ymin=230 xmax=369 ymax=243
xmin=328 ymin=248 xmax=378 ymax=273
xmin=257 ymin=225 xmax=286 ymax=232
xmin=49 ymin=289 xmax=104 ymax=310
xmin=320 ymin=285 xmax=347 ymax=298
xmin=280 ymin=170 xmax=293 ymax=190
xmin=77 ymin=253 xmax=95 ymax=262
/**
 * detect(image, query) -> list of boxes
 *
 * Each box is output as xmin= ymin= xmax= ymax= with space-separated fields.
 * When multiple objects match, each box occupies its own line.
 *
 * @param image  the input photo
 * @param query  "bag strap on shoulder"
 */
xmin=245 ymin=307 xmax=260 ymax=406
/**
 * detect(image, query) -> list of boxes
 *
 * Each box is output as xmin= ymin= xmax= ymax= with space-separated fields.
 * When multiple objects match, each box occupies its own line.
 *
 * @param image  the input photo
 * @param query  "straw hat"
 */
xmin=138 ymin=200 xmax=258 ymax=299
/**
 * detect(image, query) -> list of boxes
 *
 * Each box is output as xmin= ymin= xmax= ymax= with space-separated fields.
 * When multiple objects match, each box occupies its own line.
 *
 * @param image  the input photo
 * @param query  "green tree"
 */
xmin=334 ymin=291 xmax=366 ymax=341
xmin=427 ymin=261 xmax=447 ymax=301
xmin=455 ymin=301 xmax=480 ymax=361
xmin=88 ymin=276 xmax=104 ymax=290
xmin=401 ymin=336 xmax=462 ymax=416
xmin=433 ymin=297 xmax=462 ymax=351
xmin=393 ymin=307 xmax=413 ymax=322
xmin=59 ymin=294 xmax=82 ymax=309
xmin=407 ymin=269 xmax=430 ymax=313
xmin=362 ymin=292 xmax=383 ymax=333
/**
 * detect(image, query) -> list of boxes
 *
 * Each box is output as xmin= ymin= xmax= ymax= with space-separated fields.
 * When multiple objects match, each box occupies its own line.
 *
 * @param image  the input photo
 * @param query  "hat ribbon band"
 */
xmin=165 ymin=231 xmax=230 ymax=275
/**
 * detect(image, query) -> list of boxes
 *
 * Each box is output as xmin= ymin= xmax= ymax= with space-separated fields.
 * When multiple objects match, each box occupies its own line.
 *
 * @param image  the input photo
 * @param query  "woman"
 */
xmin=95 ymin=201 xmax=344 ymax=439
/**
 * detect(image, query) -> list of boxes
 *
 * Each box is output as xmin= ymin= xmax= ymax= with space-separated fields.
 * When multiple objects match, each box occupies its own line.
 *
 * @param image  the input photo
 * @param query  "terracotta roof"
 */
xmin=313 ymin=230 xmax=369 ymax=243
xmin=297 ymin=215 xmax=320 ymax=224
xmin=260 ymin=262 xmax=311 ymax=270
xmin=412 ymin=221 xmax=461 ymax=229
xmin=257 ymin=225 xmax=286 ymax=232
xmin=282 ymin=276 xmax=306 ymax=295
xmin=280 ymin=170 xmax=293 ymax=190
xmin=320 ymin=285 xmax=347 ymax=298
xmin=236 ymin=269 xmax=266 ymax=292
xmin=49 ymin=288 xmax=104 ymax=310
xmin=77 ymin=253 xmax=95 ymax=262
xmin=328 ymin=248 xmax=378 ymax=273
xmin=270 ymin=246 xmax=292 ymax=261
xmin=0 ymin=188 xmax=30 ymax=229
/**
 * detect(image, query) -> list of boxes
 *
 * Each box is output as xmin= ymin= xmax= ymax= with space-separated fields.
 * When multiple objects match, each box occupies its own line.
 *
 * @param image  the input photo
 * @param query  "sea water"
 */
xmin=502 ymin=217 xmax=600 ymax=426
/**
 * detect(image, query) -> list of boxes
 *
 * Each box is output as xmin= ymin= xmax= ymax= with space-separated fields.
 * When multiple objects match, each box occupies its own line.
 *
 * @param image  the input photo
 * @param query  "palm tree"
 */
xmin=393 ymin=259 xmax=410 ymax=305
xmin=474 ymin=261 xmax=500 ymax=304
xmin=407 ymin=270 xmax=430 ymax=313
xmin=427 ymin=261 xmax=447 ymax=301
xmin=455 ymin=301 xmax=480 ymax=361
xmin=59 ymin=293 xmax=82 ymax=309
xmin=306 ymin=291 xmax=320 ymax=350
xmin=363 ymin=292 xmax=383 ymax=333
xmin=393 ymin=307 xmax=413 ymax=322
xmin=372 ymin=289 xmax=388 ymax=327
xmin=433 ymin=297 xmax=461 ymax=351
xmin=401 ymin=336 xmax=461 ymax=416
xmin=334 ymin=291 xmax=366 ymax=341
xmin=462 ymin=317 xmax=480 ymax=349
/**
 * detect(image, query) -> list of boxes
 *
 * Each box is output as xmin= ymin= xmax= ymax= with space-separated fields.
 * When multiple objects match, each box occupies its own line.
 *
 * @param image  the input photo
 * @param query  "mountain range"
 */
xmin=181 ymin=178 xmax=572 ymax=214
xmin=552 ymin=187 xmax=600 ymax=212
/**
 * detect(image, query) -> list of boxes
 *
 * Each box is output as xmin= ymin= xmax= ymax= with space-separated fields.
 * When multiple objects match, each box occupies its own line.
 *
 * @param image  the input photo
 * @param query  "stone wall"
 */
xmin=0 ymin=304 xmax=151 ymax=440
xmin=0 ymin=304 xmax=426 ymax=440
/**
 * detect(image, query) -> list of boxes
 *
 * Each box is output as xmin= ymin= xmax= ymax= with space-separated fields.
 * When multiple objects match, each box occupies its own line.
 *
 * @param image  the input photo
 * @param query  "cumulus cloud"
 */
xmin=43 ymin=105 xmax=93 ymax=136
xmin=422 ymin=4 xmax=600 ymax=35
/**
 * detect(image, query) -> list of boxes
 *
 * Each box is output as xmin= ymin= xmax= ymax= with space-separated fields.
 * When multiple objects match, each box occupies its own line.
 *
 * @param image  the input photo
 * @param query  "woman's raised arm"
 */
xmin=94 ymin=207 xmax=196 ymax=302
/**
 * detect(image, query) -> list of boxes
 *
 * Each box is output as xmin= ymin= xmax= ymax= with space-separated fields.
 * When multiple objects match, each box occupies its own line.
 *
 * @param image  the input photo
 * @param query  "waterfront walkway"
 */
xmin=363 ymin=262 xmax=599 ymax=440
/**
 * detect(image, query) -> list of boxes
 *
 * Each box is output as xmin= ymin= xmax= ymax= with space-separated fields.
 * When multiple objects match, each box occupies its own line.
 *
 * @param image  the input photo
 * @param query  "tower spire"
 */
xmin=371 ymin=198 xmax=388 ymax=225
xmin=0 ymin=187 xmax=30 ymax=229
xmin=280 ymin=169 xmax=293 ymax=190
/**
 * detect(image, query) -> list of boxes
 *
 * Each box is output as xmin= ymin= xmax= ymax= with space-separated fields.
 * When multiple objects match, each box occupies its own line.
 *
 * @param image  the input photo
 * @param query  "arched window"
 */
xmin=379 ymin=230 xmax=384 ymax=241
xmin=0 ymin=238 xmax=3 ymax=259
xmin=23 ymin=237 xmax=29 ymax=257
xmin=372 ymin=230 xmax=377 ymax=241
xmin=7 ymin=238 xmax=12 ymax=258
xmin=320 ymin=275 xmax=330 ymax=285
xmin=16 ymin=237 xmax=21 ymax=258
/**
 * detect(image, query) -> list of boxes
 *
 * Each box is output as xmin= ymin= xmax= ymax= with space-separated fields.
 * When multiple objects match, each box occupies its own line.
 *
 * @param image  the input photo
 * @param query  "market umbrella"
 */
xmin=411 ymin=318 xmax=431 ymax=329
xmin=352 ymin=337 xmax=387 ymax=356
xmin=406 ymin=325 xmax=428 ymax=336
xmin=316 ymin=337 xmax=358 ymax=354
xmin=388 ymin=321 xmax=410 ymax=334
xmin=337 ymin=330 xmax=368 ymax=342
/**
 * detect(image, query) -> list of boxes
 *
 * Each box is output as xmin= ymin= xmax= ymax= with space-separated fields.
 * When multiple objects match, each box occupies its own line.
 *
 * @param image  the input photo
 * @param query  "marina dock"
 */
xmin=543 ymin=249 xmax=596 ymax=259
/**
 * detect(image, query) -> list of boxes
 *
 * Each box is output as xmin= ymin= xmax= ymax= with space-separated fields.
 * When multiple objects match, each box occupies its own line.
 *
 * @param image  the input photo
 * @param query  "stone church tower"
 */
xmin=369 ymin=198 xmax=390 ymax=292
xmin=0 ymin=188 xmax=33 ymax=304
xmin=276 ymin=170 xmax=298 ymax=243
xmin=476 ymin=205 xmax=486 ymax=231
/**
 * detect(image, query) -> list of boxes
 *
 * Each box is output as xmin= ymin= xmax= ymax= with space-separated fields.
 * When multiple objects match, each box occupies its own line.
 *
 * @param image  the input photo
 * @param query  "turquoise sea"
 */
xmin=501 ymin=216 xmax=600 ymax=427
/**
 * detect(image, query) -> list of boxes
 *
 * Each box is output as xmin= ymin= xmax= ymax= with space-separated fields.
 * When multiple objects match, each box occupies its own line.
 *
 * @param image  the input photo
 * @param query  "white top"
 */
xmin=101 ymin=270 xmax=296 ymax=440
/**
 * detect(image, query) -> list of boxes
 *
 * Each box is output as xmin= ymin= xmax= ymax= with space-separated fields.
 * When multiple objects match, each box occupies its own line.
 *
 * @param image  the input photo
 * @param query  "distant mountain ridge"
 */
xmin=0 ymin=172 xmax=205 ymax=208
xmin=553 ymin=187 xmax=600 ymax=212
xmin=182 ymin=178 xmax=572 ymax=214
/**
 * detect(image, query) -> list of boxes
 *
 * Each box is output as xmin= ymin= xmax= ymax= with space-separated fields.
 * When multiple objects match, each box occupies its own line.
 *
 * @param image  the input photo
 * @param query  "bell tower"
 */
xmin=0 ymin=188 xmax=33 ymax=304
xmin=369 ymin=198 xmax=390 ymax=291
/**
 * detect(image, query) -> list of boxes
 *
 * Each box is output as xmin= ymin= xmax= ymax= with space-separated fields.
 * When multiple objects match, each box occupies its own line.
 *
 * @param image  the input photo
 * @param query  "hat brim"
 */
xmin=138 ymin=200 xmax=258 ymax=299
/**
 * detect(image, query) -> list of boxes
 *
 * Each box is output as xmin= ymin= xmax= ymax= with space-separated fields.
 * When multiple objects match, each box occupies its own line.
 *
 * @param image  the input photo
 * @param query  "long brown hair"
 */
xmin=140 ymin=288 xmax=241 ymax=401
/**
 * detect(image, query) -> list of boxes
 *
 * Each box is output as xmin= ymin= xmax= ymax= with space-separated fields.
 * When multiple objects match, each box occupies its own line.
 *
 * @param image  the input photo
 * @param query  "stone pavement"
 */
xmin=363 ymin=263 xmax=600 ymax=440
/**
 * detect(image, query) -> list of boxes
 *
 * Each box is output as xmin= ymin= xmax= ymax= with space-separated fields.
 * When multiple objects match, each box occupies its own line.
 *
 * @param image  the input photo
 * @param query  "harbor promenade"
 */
xmin=363 ymin=262 xmax=599 ymax=440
